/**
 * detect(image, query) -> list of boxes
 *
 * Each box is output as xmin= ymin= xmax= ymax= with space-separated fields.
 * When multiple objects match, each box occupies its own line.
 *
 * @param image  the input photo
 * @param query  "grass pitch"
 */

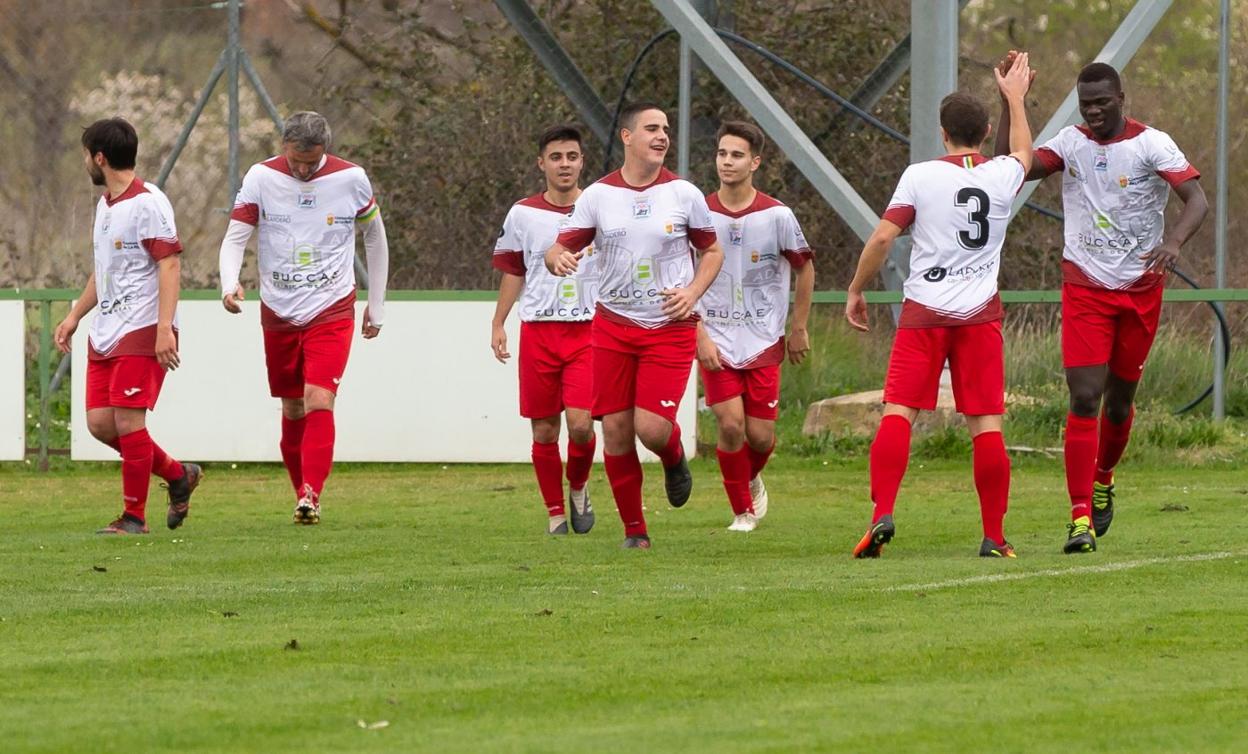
xmin=1 ymin=457 xmax=1246 ymax=753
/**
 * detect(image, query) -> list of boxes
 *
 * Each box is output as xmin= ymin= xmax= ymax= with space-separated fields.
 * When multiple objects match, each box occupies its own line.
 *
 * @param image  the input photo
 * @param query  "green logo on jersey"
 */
xmin=559 ymin=280 xmax=578 ymax=301
xmin=634 ymin=258 xmax=654 ymax=284
xmin=293 ymin=243 xmax=321 ymax=268
xmin=1095 ymin=212 xmax=1112 ymax=230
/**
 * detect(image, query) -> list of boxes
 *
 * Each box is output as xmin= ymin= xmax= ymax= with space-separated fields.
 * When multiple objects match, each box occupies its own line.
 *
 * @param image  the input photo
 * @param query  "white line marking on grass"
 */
xmin=885 ymin=551 xmax=1239 ymax=593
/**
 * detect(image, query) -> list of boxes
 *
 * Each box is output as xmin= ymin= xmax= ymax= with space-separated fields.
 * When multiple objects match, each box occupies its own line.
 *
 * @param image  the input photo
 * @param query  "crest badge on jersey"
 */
xmin=298 ymin=187 xmax=317 ymax=208
xmin=632 ymin=196 xmax=651 ymax=218
xmin=1094 ymin=148 xmax=1109 ymax=172
xmin=728 ymin=222 xmax=743 ymax=246
xmin=1118 ymin=175 xmax=1129 ymax=188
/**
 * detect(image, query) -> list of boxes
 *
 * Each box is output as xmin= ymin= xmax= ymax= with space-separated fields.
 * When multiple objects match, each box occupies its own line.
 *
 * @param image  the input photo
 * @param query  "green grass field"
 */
xmin=2 ymin=457 xmax=1246 ymax=753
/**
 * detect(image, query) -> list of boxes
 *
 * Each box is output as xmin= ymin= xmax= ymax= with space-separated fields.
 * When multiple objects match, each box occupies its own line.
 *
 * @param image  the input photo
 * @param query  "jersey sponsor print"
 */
xmin=700 ymin=191 xmax=812 ymax=368
xmin=882 ymin=153 xmax=1026 ymax=328
xmin=231 ymin=155 xmax=378 ymax=327
xmin=493 ymin=193 xmax=598 ymax=322
xmin=1035 ymin=119 xmax=1199 ymax=291
xmin=557 ymin=169 xmax=717 ymax=329
xmin=89 ymin=178 xmax=183 ymax=359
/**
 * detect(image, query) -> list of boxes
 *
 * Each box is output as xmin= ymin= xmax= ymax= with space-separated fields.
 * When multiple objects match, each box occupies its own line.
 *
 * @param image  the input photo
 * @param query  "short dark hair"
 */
xmin=717 ymin=120 xmax=766 ymax=156
xmin=81 ymin=118 xmax=138 ymax=170
xmin=938 ymin=92 xmax=990 ymax=148
xmin=619 ymin=101 xmax=667 ymax=131
xmin=1077 ymin=62 xmax=1122 ymax=92
xmin=538 ymin=124 xmax=583 ymax=154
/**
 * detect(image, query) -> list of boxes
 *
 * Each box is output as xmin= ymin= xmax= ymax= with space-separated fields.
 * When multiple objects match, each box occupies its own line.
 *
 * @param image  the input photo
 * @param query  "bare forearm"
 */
xmin=791 ymin=262 xmax=815 ymax=330
xmin=493 ymin=273 xmax=524 ymax=325
xmin=70 ymin=274 xmax=99 ymax=320
xmin=157 ymin=256 xmax=181 ymax=328
xmin=993 ymin=105 xmax=1012 ymax=158
xmin=689 ymin=245 xmax=724 ymax=297
xmin=1167 ymin=190 xmax=1209 ymax=248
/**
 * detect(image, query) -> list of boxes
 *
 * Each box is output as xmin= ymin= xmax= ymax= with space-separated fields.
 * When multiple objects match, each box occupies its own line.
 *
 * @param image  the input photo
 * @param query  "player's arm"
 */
xmin=53 ymin=273 xmax=99 ymax=354
xmin=544 ymin=242 xmax=583 ymax=276
xmin=155 ymin=255 xmax=181 ymax=370
xmin=359 ymin=209 xmax=389 ymax=339
xmin=663 ymin=239 xmax=723 ymax=320
xmin=219 ymin=219 xmax=254 ymax=314
xmin=695 ymin=320 xmax=722 ymax=372
xmin=1141 ymin=178 xmax=1209 ymax=273
xmin=845 ymin=220 xmax=904 ymax=332
xmin=995 ymin=51 xmax=1034 ymax=175
xmin=992 ymin=51 xmax=1047 ymax=181
xmin=788 ymin=260 xmax=815 ymax=364
xmin=491 ymin=273 xmax=524 ymax=363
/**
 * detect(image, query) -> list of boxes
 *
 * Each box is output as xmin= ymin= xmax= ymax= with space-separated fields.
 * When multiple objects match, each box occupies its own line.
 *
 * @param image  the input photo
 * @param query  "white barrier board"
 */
xmin=1 ymin=301 xmax=24 ymax=460
xmin=72 ymin=301 xmax=697 ymax=462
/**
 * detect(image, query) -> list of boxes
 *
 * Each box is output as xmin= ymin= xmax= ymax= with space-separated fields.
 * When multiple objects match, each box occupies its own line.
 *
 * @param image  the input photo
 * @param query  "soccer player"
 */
xmin=491 ymin=124 xmax=598 ymax=536
xmin=697 ymin=120 xmax=814 ymax=532
xmin=54 ymin=117 xmax=202 ymax=534
xmin=994 ymin=56 xmax=1208 ymax=554
xmin=545 ymin=102 xmax=724 ymax=549
xmin=218 ymin=111 xmax=390 ymax=524
xmin=845 ymin=53 xmax=1034 ymax=558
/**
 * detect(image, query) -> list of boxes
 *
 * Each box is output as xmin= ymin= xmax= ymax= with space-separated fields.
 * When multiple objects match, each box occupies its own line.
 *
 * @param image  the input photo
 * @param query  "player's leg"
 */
xmin=1061 ymin=283 xmax=1117 ymax=553
xmin=703 ymin=364 xmax=754 ymax=528
xmin=592 ymin=319 xmax=646 ymax=547
xmin=854 ymin=327 xmax=942 ymax=558
xmin=295 ymin=318 xmax=355 ymax=524
xmin=264 ymin=327 xmax=309 ymax=508
xmin=560 ymin=325 xmax=596 ymax=534
xmin=563 ymin=408 xmax=596 ymax=534
xmin=633 ymin=324 xmax=697 ymax=509
xmin=530 ymin=415 xmax=568 ymax=534
xmin=742 ymin=364 xmax=781 ymax=519
xmin=520 ymin=322 xmax=571 ymax=534
xmin=950 ymin=321 xmax=1013 ymax=557
xmin=1093 ymin=286 xmax=1162 ymax=537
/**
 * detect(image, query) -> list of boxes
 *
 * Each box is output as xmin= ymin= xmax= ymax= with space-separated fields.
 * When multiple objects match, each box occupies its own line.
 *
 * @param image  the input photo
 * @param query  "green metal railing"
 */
xmin=6 ymin=287 xmax=1246 ymax=469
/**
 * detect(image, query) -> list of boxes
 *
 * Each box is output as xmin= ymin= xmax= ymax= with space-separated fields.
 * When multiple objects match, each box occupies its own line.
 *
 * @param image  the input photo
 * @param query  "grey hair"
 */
xmin=282 ymin=111 xmax=332 ymax=150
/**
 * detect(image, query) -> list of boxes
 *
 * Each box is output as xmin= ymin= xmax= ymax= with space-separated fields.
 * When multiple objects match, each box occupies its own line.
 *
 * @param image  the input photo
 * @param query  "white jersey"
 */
xmin=230 ymin=154 xmax=378 ymax=328
xmin=883 ymin=154 xmax=1025 ymax=328
xmin=88 ymin=178 xmax=182 ymax=359
xmin=700 ymin=191 xmax=812 ymax=368
xmin=493 ymin=193 xmax=597 ymax=322
xmin=557 ymin=168 xmax=716 ymax=328
xmin=1035 ymin=119 xmax=1199 ymax=291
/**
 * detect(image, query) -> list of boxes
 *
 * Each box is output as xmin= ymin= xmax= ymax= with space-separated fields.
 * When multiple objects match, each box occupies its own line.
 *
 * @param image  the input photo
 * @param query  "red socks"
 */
xmin=280 ymin=416 xmax=306 ymax=496
xmin=716 ymin=446 xmax=754 ymax=515
xmin=973 ymin=431 xmax=1011 ymax=545
xmin=531 ymin=441 xmax=566 ymax=517
xmin=869 ymin=414 xmax=912 ymax=523
xmin=604 ymin=450 xmax=646 ymax=536
xmin=1065 ymin=413 xmax=1099 ymax=520
xmin=301 ymin=410 xmax=336 ymax=496
xmin=746 ymin=442 xmax=774 ymax=479
xmin=1095 ymin=408 xmax=1134 ymax=485
xmin=566 ymin=435 xmax=595 ymax=492
xmin=657 ymin=423 xmax=684 ymax=468
xmin=150 ymin=444 xmax=184 ymax=483
xmin=118 ymin=429 xmax=154 ymax=522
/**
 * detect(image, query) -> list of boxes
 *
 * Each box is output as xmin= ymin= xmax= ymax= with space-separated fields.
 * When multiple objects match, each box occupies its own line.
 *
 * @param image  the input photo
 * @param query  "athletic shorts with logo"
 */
xmin=884 ymin=320 xmax=1005 ymax=415
xmin=592 ymin=313 xmax=695 ymax=422
xmin=700 ymin=338 xmax=783 ymax=420
xmin=86 ymin=355 xmax=169 ymax=411
xmin=262 ymin=296 xmax=355 ymax=399
xmin=1061 ymin=281 xmax=1163 ymax=382
xmin=519 ymin=320 xmax=592 ymax=418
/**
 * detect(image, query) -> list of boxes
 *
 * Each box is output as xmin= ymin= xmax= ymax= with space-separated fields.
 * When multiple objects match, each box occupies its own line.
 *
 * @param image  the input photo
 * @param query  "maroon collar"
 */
xmin=934 ymin=153 xmax=989 ymax=168
xmin=260 ymin=154 xmax=359 ymax=180
xmin=706 ymin=190 xmax=784 ymax=218
xmin=1075 ymin=117 xmax=1147 ymax=145
xmin=597 ymin=167 xmax=680 ymax=191
xmin=104 ymin=177 xmax=148 ymax=207
xmin=517 ymin=192 xmax=577 ymax=212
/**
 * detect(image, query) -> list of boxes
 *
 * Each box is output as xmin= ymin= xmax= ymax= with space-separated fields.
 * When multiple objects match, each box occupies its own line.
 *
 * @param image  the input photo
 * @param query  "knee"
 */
xmin=1067 ymin=383 xmax=1102 ymax=417
xmin=87 ymin=418 xmax=116 ymax=444
xmin=531 ymin=420 xmax=561 ymax=445
xmin=567 ymin=420 xmax=594 ymax=446
xmin=304 ymin=387 xmax=335 ymax=413
xmin=717 ymin=417 xmax=745 ymax=448
xmin=744 ymin=424 xmax=774 ymax=453
xmin=634 ymin=418 xmax=670 ymax=451
xmin=281 ymin=399 xmax=306 ymax=421
xmin=113 ymin=411 xmax=146 ymax=436
xmin=601 ymin=415 xmax=634 ymax=454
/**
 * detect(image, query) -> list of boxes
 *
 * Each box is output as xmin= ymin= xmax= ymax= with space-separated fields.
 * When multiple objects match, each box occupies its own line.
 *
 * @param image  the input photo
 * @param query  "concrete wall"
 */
xmin=0 ymin=302 xmax=24 ymax=460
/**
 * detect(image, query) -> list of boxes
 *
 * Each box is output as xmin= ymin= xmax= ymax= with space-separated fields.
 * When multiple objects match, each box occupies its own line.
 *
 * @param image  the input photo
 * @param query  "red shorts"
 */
xmin=701 ymin=363 xmax=781 ymax=420
xmin=262 ymin=317 xmax=355 ymax=399
xmin=85 ymin=356 xmax=167 ymax=411
xmin=592 ymin=315 xmax=695 ymax=422
xmin=1062 ymin=282 xmax=1163 ymax=381
xmin=519 ymin=321 xmax=593 ymax=418
xmin=884 ymin=320 xmax=1004 ymax=415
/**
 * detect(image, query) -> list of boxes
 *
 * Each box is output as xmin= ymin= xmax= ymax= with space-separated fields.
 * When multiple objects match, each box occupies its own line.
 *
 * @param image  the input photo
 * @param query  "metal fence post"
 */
xmin=38 ymin=301 xmax=51 ymax=471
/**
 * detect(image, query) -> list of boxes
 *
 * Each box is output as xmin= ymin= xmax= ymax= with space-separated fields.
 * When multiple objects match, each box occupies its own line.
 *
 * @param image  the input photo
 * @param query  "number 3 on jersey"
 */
xmin=954 ymin=187 xmax=989 ymax=250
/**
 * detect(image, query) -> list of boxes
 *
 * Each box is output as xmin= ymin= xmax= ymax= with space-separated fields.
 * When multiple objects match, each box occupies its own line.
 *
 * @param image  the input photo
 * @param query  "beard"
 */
xmin=88 ymin=166 xmax=106 ymax=186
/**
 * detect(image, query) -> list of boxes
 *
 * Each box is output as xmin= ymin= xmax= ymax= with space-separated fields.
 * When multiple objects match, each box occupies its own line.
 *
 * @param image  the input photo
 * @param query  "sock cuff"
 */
xmin=567 ymin=435 xmax=596 ymax=450
xmin=972 ymin=430 xmax=1005 ymax=447
xmin=118 ymin=427 xmax=152 ymax=447
xmin=531 ymin=440 xmax=562 ymax=457
xmin=880 ymin=413 xmax=912 ymax=431
xmin=1067 ymin=413 xmax=1098 ymax=430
